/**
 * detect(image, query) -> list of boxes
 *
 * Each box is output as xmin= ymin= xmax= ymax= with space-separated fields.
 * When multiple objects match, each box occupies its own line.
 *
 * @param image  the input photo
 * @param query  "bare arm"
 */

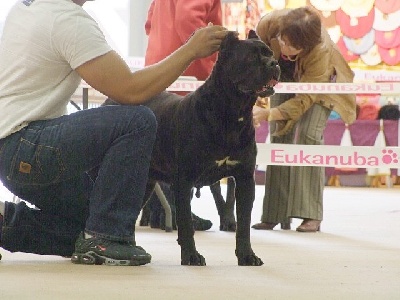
xmin=76 ymin=25 xmax=228 ymax=105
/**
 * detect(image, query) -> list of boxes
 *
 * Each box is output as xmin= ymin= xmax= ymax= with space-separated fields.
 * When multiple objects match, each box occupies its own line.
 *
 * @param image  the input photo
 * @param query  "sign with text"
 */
xmin=256 ymin=143 xmax=400 ymax=168
xmin=166 ymin=81 xmax=400 ymax=94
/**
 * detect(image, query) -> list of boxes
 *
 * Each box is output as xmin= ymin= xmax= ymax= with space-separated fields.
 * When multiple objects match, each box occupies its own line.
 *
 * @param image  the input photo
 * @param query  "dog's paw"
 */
xmin=181 ymin=252 xmax=206 ymax=266
xmin=219 ymin=220 xmax=237 ymax=232
xmin=237 ymin=254 xmax=264 ymax=266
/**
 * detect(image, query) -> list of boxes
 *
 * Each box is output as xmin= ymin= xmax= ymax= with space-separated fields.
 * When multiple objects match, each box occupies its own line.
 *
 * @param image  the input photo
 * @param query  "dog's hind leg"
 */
xmin=139 ymin=180 xmax=156 ymax=227
xmin=139 ymin=203 xmax=151 ymax=227
xmin=210 ymin=178 xmax=237 ymax=231
xmin=223 ymin=177 xmax=237 ymax=231
xmin=209 ymin=181 xmax=225 ymax=221
xmin=154 ymin=182 xmax=173 ymax=232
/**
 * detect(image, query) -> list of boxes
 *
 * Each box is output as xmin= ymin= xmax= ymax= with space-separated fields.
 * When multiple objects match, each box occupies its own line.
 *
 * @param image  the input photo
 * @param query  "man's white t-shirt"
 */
xmin=0 ymin=0 xmax=112 ymax=138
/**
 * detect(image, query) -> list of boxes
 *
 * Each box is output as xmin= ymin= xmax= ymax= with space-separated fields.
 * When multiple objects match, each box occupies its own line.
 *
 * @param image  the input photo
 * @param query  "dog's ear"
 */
xmin=247 ymin=29 xmax=260 ymax=40
xmin=220 ymin=31 xmax=239 ymax=51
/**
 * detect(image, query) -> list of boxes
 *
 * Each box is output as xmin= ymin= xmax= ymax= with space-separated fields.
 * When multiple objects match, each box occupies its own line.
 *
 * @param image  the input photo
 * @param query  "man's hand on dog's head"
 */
xmin=185 ymin=25 xmax=236 ymax=59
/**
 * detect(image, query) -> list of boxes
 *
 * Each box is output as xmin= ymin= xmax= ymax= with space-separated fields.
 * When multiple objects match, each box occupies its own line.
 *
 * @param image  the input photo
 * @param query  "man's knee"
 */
xmin=136 ymin=105 xmax=157 ymax=135
xmin=102 ymin=100 xmax=157 ymax=137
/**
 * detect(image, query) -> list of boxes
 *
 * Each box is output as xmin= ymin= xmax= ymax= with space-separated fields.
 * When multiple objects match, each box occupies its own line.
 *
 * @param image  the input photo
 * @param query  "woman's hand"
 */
xmin=252 ymin=106 xmax=270 ymax=128
xmin=255 ymin=96 xmax=269 ymax=108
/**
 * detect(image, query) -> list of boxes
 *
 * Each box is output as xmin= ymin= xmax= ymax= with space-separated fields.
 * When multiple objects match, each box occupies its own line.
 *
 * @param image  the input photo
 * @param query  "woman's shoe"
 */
xmin=296 ymin=219 xmax=321 ymax=232
xmin=252 ymin=222 xmax=291 ymax=230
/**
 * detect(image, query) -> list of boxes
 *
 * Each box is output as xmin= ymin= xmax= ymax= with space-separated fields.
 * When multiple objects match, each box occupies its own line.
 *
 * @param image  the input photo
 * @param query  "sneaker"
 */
xmin=71 ymin=233 xmax=151 ymax=266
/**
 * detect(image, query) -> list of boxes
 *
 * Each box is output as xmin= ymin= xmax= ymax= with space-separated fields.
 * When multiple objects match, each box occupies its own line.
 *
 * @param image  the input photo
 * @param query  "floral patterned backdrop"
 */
xmin=222 ymin=0 xmax=400 ymax=75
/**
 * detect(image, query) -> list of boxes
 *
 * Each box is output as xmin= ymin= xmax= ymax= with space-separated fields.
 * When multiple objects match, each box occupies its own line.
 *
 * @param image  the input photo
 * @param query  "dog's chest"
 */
xmin=177 ymin=93 xmax=256 ymax=183
xmin=190 ymin=138 xmax=256 ymax=187
xmin=215 ymin=156 xmax=240 ymax=168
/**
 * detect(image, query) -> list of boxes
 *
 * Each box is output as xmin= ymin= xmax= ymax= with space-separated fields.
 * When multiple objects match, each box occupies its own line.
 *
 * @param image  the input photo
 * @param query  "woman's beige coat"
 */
xmin=256 ymin=9 xmax=356 ymax=127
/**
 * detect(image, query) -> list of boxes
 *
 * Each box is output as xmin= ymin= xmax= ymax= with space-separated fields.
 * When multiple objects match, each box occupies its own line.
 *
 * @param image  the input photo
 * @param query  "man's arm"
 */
xmin=76 ymin=25 xmax=228 ymax=105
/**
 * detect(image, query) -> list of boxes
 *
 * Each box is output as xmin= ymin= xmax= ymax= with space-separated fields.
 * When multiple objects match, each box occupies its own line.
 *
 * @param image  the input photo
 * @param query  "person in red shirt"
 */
xmin=145 ymin=0 xmax=222 ymax=81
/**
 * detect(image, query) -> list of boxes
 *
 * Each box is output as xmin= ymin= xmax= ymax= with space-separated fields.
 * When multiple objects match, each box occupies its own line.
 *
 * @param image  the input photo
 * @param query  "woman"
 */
xmin=252 ymin=7 xmax=356 ymax=232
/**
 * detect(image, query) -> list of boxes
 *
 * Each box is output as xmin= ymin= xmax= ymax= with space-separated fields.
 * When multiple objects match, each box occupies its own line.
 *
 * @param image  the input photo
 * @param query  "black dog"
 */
xmin=143 ymin=30 xmax=279 ymax=266
xmin=106 ymin=30 xmax=279 ymax=265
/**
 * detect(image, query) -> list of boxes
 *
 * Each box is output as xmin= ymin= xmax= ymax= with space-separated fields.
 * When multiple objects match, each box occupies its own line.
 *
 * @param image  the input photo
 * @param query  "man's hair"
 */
xmin=279 ymin=6 xmax=322 ymax=53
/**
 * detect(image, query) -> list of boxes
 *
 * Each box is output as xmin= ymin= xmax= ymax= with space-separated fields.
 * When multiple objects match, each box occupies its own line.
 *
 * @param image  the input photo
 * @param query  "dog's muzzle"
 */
xmin=256 ymin=63 xmax=280 ymax=97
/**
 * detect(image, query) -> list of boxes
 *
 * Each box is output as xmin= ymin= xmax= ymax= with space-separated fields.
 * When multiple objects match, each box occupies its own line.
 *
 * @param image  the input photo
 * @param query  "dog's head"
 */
xmin=217 ymin=30 xmax=280 ymax=97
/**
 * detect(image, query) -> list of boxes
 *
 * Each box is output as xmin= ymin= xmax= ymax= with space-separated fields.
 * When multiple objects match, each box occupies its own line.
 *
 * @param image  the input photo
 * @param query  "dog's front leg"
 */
xmin=235 ymin=176 xmax=263 ymax=266
xmin=172 ymin=183 xmax=206 ymax=266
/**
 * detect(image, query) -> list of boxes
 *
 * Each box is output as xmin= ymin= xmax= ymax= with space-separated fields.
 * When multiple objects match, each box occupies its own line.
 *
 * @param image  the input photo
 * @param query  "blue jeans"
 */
xmin=0 ymin=105 xmax=157 ymax=256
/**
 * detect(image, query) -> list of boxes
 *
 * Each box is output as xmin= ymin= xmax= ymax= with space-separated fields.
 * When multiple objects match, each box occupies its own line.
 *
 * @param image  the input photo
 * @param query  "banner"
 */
xmin=166 ymin=81 xmax=400 ymax=94
xmin=256 ymin=143 xmax=400 ymax=168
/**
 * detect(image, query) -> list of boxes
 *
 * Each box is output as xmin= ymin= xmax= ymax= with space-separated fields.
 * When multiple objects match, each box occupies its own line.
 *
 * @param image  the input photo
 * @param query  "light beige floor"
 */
xmin=1 ymin=185 xmax=400 ymax=300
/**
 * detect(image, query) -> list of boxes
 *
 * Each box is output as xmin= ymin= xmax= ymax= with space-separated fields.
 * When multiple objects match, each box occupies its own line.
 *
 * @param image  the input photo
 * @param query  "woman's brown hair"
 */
xmin=279 ymin=6 xmax=322 ymax=54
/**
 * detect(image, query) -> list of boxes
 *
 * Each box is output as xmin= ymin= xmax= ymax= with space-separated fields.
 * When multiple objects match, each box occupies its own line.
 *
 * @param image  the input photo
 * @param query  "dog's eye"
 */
xmin=260 ymin=47 xmax=272 ymax=57
xmin=247 ymin=51 xmax=259 ymax=61
xmin=251 ymin=53 xmax=259 ymax=60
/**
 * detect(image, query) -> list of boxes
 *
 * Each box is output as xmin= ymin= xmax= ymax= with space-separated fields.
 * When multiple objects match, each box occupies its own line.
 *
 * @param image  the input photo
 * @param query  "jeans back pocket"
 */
xmin=8 ymin=138 xmax=65 ymax=186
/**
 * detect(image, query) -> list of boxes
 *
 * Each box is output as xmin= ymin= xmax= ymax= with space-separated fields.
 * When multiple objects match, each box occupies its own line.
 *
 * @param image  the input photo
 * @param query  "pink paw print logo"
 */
xmin=382 ymin=149 xmax=399 ymax=164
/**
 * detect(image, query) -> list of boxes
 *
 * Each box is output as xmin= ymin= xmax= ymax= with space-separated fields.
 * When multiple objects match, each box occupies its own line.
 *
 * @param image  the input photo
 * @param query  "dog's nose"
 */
xmin=270 ymin=60 xmax=278 ymax=67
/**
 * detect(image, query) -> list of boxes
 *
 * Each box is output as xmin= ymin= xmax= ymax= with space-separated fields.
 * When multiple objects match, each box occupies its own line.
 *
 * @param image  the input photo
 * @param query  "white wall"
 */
xmin=128 ymin=0 xmax=152 ymax=57
xmin=84 ymin=0 xmax=152 ymax=58
xmin=84 ymin=0 xmax=131 ymax=57
xmin=0 ymin=0 xmax=16 ymax=37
